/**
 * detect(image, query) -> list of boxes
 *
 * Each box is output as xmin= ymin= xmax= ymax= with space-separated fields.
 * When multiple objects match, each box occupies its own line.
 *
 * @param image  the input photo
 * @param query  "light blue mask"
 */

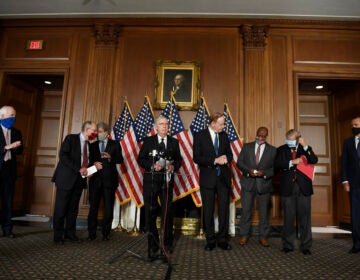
xmin=285 ymin=139 xmax=297 ymax=148
xmin=0 ymin=116 xmax=16 ymax=129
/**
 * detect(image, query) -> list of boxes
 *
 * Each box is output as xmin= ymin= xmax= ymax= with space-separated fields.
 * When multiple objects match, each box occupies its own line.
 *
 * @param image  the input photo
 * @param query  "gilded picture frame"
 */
xmin=154 ymin=60 xmax=201 ymax=110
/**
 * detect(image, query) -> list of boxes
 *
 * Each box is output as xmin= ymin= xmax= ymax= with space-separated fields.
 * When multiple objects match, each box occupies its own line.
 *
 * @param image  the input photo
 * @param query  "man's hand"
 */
xmin=5 ymin=141 xmax=22 ymax=150
xmin=343 ymin=182 xmax=350 ymax=192
xmin=101 ymin=152 xmax=111 ymax=159
xmin=80 ymin=167 xmax=88 ymax=177
xmin=292 ymin=157 xmax=303 ymax=165
xmin=214 ymin=155 xmax=228 ymax=165
xmin=298 ymin=137 xmax=308 ymax=147
xmin=94 ymin=161 xmax=103 ymax=170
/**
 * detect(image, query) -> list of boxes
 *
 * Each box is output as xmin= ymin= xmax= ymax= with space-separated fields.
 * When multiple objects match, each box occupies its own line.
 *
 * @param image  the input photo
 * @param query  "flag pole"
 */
xmin=196 ymin=94 xmax=206 ymax=239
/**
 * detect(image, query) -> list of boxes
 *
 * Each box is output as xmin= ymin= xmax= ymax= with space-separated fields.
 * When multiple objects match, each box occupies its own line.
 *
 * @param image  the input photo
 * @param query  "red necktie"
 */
xmin=291 ymin=148 xmax=297 ymax=160
xmin=82 ymin=141 xmax=88 ymax=168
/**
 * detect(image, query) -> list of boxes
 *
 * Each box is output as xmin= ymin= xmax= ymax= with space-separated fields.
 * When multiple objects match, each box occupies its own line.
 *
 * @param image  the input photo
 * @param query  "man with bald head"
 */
xmin=0 ymin=105 xmax=23 ymax=238
xmin=237 ymin=127 xmax=277 ymax=247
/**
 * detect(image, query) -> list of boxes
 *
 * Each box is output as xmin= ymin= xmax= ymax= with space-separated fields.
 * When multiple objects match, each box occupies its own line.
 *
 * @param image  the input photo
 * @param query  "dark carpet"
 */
xmin=0 ymin=222 xmax=359 ymax=280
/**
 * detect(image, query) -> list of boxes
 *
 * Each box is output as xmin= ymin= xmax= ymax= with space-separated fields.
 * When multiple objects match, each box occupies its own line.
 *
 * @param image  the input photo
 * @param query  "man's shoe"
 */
xmin=54 ymin=239 xmax=64 ymax=245
xmin=302 ymin=249 xmax=311 ymax=255
xmin=238 ymin=237 xmax=248 ymax=246
xmin=65 ymin=234 xmax=80 ymax=242
xmin=88 ymin=234 xmax=96 ymax=241
xmin=3 ymin=232 xmax=15 ymax=238
xmin=349 ymin=247 xmax=360 ymax=254
xmin=218 ymin=242 xmax=232 ymax=251
xmin=259 ymin=239 xmax=270 ymax=247
xmin=102 ymin=235 xmax=110 ymax=241
xmin=204 ymin=243 xmax=216 ymax=251
xmin=281 ymin=248 xmax=293 ymax=253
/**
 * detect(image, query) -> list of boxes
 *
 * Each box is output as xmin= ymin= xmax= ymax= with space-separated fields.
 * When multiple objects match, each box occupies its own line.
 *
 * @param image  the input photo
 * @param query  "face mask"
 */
xmin=352 ymin=127 xmax=360 ymax=136
xmin=97 ymin=132 xmax=107 ymax=141
xmin=285 ymin=139 xmax=297 ymax=148
xmin=88 ymin=132 xmax=97 ymax=141
xmin=255 ymin=137 xmax=266 ymax=145
xmin=0 ymin=116 xmax=16 ymax=129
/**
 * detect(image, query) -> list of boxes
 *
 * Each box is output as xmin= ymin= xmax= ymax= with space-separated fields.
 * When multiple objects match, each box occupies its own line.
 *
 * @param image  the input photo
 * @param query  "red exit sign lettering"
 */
xmin=26 ymin=40 xmax=44 ymax=50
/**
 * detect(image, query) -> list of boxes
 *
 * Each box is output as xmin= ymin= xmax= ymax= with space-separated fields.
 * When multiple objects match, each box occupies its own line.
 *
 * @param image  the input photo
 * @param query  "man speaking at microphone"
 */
xmin=138 ymin=115 xmax=181 ymax=261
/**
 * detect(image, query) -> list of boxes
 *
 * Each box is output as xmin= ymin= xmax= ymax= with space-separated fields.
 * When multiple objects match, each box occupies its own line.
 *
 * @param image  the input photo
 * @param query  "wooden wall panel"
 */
xmin=293 ymin=36 xmax=360 ymax=64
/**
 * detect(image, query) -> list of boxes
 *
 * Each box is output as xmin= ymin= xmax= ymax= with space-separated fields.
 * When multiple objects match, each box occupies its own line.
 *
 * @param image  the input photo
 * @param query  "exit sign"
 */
xmin=26 ymin=40 xmax=44 ymax=50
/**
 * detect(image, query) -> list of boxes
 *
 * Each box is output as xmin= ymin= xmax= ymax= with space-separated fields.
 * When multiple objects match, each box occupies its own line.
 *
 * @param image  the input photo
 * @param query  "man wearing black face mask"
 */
xmin=275 ymin=129 xmax=318 ymax=255
xmin=0 ymin=105 xmax=23 ymax=238
xmin=341 ymin=116 xmax=360 ymax=254
xmin=237 ymin=127 xmax=277 ymax=247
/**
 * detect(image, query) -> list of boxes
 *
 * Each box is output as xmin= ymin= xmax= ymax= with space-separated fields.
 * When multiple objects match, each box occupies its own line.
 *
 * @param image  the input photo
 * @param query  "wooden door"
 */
xmin=299 ymin=95 xmax=334 ymax=225
xmin=0 ymin=75 xmax=39 ymax=214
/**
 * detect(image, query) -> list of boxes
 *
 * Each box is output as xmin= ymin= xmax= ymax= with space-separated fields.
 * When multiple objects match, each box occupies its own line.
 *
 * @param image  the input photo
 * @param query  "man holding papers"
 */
xmin=275 ymin=129 xmax=318 ymax=255
xmin=52 ymin=121 xmax=97 ymax=244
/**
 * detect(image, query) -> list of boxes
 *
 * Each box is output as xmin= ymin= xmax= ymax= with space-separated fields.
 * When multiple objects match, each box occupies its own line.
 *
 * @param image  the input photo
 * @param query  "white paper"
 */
xmin=82 ymin=165 xmax=98 ymax=178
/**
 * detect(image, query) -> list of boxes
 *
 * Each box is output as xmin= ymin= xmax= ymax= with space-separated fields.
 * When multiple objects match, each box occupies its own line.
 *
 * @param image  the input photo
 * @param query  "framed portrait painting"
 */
xmin=154 ymin=60 xmax=201 ymax=110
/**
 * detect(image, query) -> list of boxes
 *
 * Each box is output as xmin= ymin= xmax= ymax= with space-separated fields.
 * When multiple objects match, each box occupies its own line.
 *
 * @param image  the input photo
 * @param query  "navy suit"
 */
xmin=138 ymin=135 xmax=181 ymax=255
xmin=275 ymin=144 xmax=318 ymax=251
xmin=0 ymin=126 xmax=23 ymax=235
xmin=193 ymin=129 xmax=233 ymax=245
xmin=52 ymin=134 xmax=88 ymax=241
xmin=341 ymin=136 xmax=360 ymax=249
xmin=87 ymin=139 xmax=123 ymax=238
xmin=236 ymin=141 xmax=277 ymax=239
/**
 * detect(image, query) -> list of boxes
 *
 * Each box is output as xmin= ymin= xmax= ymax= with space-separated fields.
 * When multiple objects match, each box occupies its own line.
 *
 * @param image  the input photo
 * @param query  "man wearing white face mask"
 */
xmin=87 ymin=122 xmax=123 ymax=241
xmin=0 ymin=105 xmax=23 ymax=238
xmin=275 ymin=129 xmax=318 ymax=255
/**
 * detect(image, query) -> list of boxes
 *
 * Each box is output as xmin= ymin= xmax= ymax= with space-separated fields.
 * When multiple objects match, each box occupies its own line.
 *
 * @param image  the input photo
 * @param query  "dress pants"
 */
xmin=239 ymin=190 xmax=270 ymax=239
xmin=281 ymin=182 xmax=312 ymax=251
xmin=0 ymin=160 xmax=16 ymax=234
xmin=53 ymin=177 xmax=85 ymax=240
xmin=350 ymin=187 xmax=360 ymax=249
xmin=200 ymin=176 xmax=230 ymax=244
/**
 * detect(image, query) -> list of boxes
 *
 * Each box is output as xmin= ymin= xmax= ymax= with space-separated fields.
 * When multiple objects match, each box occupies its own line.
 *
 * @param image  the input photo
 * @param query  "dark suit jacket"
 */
xmin=52 ymin=134 xmax=86 ymax=190
xmin=193 ymin=129 xmax=233 ymax=188
xmin=341 ymin=136 xmax=360 ymax=189
xmin=275 ymin=144 xmax=318 ymax=196
xmin=237 ymin=142 xmax=277 ymax=194
xmin=0 ymin=126 xmax=23 ymax=176
xmin=89 ymin=139 xmax=123 ymax=189
xmin=138 ymin=135 xmax=182 ymax=193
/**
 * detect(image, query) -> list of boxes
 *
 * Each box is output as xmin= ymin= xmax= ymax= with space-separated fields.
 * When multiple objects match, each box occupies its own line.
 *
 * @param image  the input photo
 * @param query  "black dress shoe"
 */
xmin=65 ymin=234 xmax=80 ymax=242
xmin=281 ymin=248 xmax=294 ymax=253
xmin=204 ymin=243 xmax=216 ymax=251
xmin=349 ymin=247 xmax=360 ymax=254
xmin=4 ymin=232 xmax=15 ymax=238
xmin=302 ymin=249 xmax=311 ymax=255
xmin=54 ymin=239 xmax=64 ymax=245
xmin=88 ymin=235 xmax=96 ymax=241
xmin=218 ymin=242 xmax=232 ymax=251
xmin=102 ymin=235 xmax=110 ymax=241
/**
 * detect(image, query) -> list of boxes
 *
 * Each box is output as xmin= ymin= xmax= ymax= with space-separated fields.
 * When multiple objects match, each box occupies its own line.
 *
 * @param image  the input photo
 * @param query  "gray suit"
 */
xmin=236 ymin=141 xmax=277 ymax=239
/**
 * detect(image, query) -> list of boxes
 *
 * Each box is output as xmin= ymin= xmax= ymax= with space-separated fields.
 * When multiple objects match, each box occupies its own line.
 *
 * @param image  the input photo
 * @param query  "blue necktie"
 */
xmin=100 ymin=141 xmax=105 ymax=153
xmin=214 ymin=133 xmax=220 ymax=176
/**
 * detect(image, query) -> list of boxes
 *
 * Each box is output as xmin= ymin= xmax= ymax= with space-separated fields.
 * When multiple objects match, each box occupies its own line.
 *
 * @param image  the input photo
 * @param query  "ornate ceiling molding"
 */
xmin=93 ymin=23 xmax=121 ymax=46
xmin=241 ymin=25 xmax=269 ymax=49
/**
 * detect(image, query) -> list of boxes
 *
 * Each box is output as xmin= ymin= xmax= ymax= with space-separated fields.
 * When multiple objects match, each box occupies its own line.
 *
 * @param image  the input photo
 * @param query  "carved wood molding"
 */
xmin=93 ymin=24 xmax=121 ymax=46
xmin=241 ymin=25 xmax=269 ymax=49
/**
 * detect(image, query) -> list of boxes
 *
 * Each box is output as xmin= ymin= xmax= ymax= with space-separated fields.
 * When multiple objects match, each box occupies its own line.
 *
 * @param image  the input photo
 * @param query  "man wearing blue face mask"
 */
xmin=0 ymin=105 xmax=23 ymax=238
xmin=275 ymin=129 xmax=318 ymax=255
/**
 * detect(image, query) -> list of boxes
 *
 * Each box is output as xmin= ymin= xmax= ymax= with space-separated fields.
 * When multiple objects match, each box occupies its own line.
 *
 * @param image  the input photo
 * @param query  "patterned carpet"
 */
xmin=0 ymin=222 xmax=359 ymax=280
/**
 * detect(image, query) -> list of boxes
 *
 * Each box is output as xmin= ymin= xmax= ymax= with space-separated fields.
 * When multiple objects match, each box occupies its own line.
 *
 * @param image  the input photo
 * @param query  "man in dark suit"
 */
xmin=275 ymin=129 xmax=318 ymax=255
xmin=0 ymin=106 xmax=23 ymax=238
xmin=52 ymin=121 xmax=97 ymax=244
xmin=138 ymin=116 xmax=181 ymax=260
xmin=87 ymin=122 xmax=123 ymax=241
xmin=237 ymin=127 xmax=277 ymax=247
xmin=341 ymin=115 xmax=360 ymax=254
xmin=193 ymin=112 xmax=233 ymax=251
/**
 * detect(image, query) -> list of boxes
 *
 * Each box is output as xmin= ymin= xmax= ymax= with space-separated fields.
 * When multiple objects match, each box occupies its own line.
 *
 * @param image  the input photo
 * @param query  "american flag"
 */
xmin=223 ymin=103 xmax=243 ymax=202
xmin=128 ymin=96 xmax=156 ymax=207
xmin=189 ymin=96 xmax=210 ymax=207
xmin=161 ymin=96 xmax=199 ymax=200
xmin=112 ymin=101 xmax=133 ymax=205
